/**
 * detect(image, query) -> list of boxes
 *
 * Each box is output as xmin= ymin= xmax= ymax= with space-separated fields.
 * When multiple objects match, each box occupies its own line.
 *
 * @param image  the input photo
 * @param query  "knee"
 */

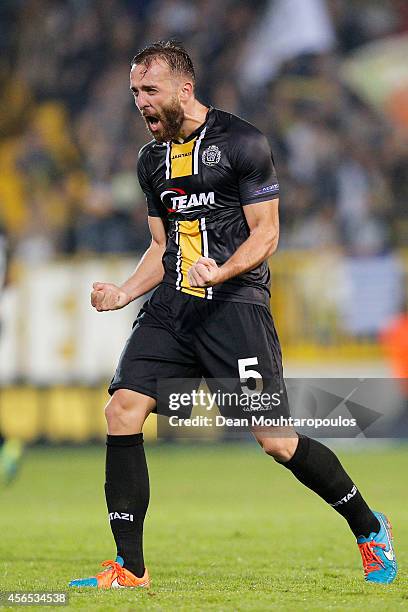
xmin=104 ymin=389 xmax=150 ymax=431
xmin=105 ymin=392 xmax=126 ymax=429
xmin=105 ymin=396 xmax=121 ymax=428
xmin=260 ymin=435 xmax=298 ymax=462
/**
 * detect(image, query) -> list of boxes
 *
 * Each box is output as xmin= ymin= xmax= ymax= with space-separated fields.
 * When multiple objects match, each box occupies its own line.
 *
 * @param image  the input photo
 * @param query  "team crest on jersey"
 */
xmin=202 ymin=145 xmax=221 ymax=166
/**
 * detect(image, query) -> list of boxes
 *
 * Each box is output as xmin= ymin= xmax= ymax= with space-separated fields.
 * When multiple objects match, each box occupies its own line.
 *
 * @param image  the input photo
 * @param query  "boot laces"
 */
xmin=97 ymin=559 xmax=127 ymax=583
xmin=358 ymin=541 xmax=386 ymax=575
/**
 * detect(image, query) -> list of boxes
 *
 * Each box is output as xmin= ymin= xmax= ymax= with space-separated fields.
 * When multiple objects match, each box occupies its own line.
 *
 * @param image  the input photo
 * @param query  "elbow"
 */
xmin=151 ymin=238 xmax=167 ymax=253
xmin=249 ymin=224 xmax=280 ymax=259
xmin=265 ymin=232 xmax=279 ymax=258
xmin=266 ymin=243 xmax=278 ymax=258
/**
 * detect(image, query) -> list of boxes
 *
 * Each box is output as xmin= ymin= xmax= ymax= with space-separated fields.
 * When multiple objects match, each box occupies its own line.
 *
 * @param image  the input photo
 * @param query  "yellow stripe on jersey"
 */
xmin=170 ymin=139 xmax=196 ymax=178
xmin=178 ymin=220 xmax=205 ymax=297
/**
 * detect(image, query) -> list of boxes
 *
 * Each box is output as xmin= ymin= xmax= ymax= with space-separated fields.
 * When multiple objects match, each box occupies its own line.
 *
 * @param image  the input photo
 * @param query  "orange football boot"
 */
xmin=69 ymin=556 xmax=150 ymax=588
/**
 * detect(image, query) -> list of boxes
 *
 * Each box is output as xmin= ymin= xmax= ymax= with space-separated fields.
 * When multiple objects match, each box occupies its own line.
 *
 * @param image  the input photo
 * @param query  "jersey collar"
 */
xmin=172 ymin=106 xmax=215 ymax=144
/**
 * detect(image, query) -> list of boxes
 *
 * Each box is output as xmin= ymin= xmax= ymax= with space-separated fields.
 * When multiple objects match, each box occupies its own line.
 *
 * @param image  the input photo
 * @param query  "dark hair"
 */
xmin=131 ymin=40 xmax=195 ymax=84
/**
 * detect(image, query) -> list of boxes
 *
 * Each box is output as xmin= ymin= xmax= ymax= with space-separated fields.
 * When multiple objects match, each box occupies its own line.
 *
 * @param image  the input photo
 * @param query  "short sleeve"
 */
xmin=137 ymin=148 xmax=165 ymax=218
xmin=230 ymin=127 xmax=279 ymax=206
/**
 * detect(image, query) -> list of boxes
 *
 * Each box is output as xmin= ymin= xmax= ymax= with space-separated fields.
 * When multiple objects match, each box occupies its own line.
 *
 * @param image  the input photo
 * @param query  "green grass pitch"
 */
xmin=1 ymin=443 xmax=407 ymax=611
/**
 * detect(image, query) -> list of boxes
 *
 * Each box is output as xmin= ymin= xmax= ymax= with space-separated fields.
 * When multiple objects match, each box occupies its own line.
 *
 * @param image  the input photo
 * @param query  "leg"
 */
xmin=255 ymin=429 xmax=398 ymax=583
xmin=253 ymin=428 xmax=380 ymax=538
xmin=104 ymin=389 xmax=155 ymax=578
xmin=0 ymin=429 xmax=24 ymax=486
xmin=103 ymin=288 xmax=200 ymax=581
xmin=70 ymin=286 xmax=202 ymax=588
xmin=105 ymin=388 xmax=155 ymax=435
xmin=193 ymin=299 xmax=397 ymax=583
xmin=252 ymin=425 xmax=298 ymax=462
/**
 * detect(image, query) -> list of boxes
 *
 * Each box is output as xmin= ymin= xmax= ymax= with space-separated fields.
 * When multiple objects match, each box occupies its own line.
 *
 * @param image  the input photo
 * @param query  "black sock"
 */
xmin=281 ymin=435 xmax=380 ymax=538
xmin=105 ymin=433 xmax=149 ymax=577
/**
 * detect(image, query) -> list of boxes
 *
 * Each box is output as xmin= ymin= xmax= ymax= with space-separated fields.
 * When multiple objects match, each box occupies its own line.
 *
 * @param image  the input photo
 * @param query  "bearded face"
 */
xmin=142 ymin=95 xmax=185 ymax=143
xmin=130 ymin=59 xmax=190 ymax=143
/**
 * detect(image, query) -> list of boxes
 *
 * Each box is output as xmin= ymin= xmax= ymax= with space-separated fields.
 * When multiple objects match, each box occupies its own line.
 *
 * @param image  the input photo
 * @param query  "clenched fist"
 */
xmin=187 ymin=257 xmax=220 ymax=288
xmin=91 ymin=282 xmax=132 ymax=311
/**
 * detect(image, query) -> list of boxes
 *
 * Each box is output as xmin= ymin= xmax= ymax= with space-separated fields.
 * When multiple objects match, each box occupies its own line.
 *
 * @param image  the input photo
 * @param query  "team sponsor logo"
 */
xmin=171 ymin=151 xmax=192 ymax=160
xmin=109 ymin=512 xmax=134 ymax=521
xmin=253 ymin=183 xmax=279 ymax=197
xmin=160 ymin=188 xmax=215 ymax=213
xmin=202 ymin=145 xmax=221 ymax=166
xmin=330 ymin=485 xmax=357 ymax=507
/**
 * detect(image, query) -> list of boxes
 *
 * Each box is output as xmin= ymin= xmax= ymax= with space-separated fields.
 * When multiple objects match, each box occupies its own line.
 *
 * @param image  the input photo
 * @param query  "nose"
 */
xmin=136 ymin=92 xmax=149 ymax=111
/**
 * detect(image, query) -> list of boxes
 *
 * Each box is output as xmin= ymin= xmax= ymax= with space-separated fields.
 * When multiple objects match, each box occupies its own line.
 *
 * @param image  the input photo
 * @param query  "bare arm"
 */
xmin=188 ymin=199 xmax=279 ymax=287
xmin=91 ymin=216 xmax=167 ymax=311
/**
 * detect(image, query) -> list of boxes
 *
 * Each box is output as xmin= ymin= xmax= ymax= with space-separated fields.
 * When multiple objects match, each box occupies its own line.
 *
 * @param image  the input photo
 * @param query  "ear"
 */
xmin=179 ymin=81 xmax=194 ymax=101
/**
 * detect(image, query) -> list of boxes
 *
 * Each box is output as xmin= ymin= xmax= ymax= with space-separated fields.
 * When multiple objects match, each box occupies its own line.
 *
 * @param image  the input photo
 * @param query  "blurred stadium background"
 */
xmin=0 ymin=0 xmax=407 ymax=445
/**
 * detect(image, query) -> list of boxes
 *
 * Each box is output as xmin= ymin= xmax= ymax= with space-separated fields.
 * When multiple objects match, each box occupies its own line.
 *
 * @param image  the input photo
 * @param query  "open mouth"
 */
xmin=144 ymin=115 xmax=161 ymax=131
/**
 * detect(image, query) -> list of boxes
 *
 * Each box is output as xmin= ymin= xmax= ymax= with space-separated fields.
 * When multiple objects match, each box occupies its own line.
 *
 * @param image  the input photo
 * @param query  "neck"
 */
xmin=177 ymin=98 xmax=209 ymax=141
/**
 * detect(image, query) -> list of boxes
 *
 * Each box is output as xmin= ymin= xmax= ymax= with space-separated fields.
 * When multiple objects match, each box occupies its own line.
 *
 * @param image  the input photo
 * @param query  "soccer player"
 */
xmin=69 ymin=41 xmax=397 ymax=588
xmin=0 ymin=225 xmax=23 ymax=485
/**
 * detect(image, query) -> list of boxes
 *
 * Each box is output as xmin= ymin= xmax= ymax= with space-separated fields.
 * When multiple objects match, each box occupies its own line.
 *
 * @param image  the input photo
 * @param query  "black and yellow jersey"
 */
xmin=137 ymin=107 xmax=279 ymax=306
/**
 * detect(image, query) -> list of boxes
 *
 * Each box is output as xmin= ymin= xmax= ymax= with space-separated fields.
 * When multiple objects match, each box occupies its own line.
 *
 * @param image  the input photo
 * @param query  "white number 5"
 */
xmin=238 ymin=357 xmax=263 ymax=394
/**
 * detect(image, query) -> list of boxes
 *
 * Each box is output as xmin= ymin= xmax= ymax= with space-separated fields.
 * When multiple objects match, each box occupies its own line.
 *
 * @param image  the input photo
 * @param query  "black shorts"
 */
xmin=109 ymin=284 xmax=287 ymax=417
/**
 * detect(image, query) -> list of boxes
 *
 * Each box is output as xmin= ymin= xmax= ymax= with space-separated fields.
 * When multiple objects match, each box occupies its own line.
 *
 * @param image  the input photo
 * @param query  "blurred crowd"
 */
xmin=0 ymin=0 xmax=407 ymax=261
